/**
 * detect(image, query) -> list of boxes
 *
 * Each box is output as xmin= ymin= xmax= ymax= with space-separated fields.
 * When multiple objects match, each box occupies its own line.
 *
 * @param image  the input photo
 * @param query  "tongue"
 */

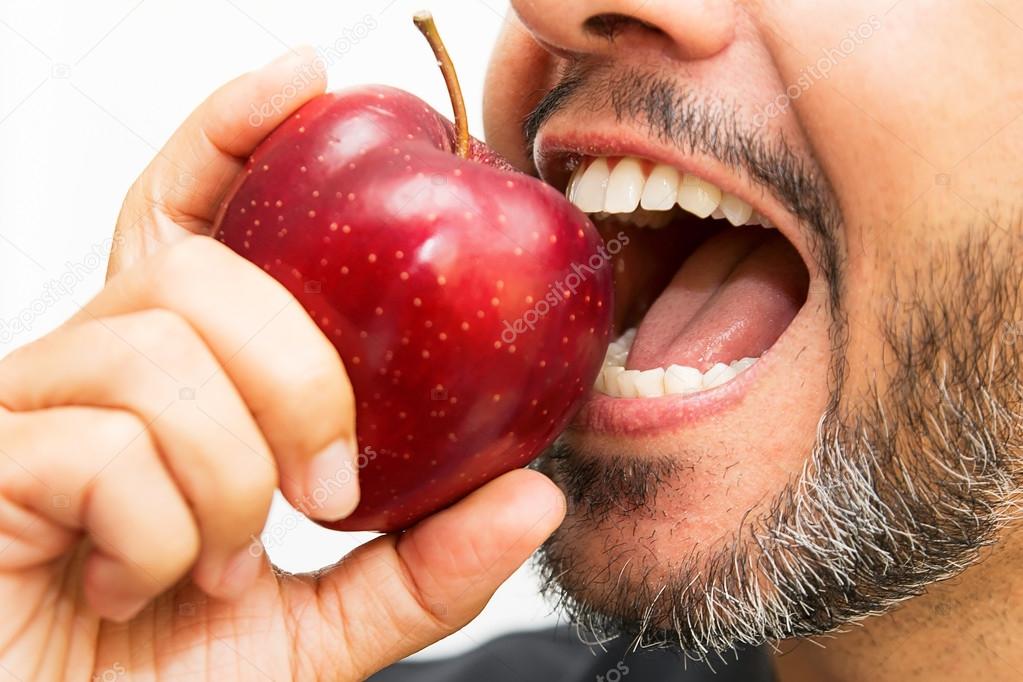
xmin=626 ymin=226 xmax=808 ymax=372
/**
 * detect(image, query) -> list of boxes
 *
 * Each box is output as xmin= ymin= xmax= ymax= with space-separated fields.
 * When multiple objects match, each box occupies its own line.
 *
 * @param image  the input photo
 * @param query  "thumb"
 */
xmin=310 ymin=468 xmax=566 ymax=680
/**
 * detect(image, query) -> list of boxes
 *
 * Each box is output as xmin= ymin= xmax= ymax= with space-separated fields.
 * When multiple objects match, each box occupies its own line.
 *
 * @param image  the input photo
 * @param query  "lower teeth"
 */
xmin=594 ymin=329 xmax=759 ymax=398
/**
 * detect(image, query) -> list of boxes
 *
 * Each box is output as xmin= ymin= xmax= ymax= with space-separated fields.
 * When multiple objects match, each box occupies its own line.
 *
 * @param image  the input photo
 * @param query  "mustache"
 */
xmin=537 ymin=439 xmax=681 ymax=523
xmin=522 ymin=61 xmax=844 ymax=302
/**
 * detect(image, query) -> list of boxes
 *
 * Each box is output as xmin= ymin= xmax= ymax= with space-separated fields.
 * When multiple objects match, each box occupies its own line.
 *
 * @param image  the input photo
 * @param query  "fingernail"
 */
xmin=217 ymin=544 xmax=263 ymax=599
xmin=86 ymin=553 xmax=148 ymax=622
xmin=305 ymin=439 xmax=360 ymax=521
xmin=100 ymin=592 xmax=148 ymax=623
xmin=92 ymin=579 xmax=147 ymax=622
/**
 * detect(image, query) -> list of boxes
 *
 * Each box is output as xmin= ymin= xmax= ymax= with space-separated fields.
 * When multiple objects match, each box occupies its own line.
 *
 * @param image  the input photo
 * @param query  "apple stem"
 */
xmin=413 ymin=11 xmax=470 ymax=159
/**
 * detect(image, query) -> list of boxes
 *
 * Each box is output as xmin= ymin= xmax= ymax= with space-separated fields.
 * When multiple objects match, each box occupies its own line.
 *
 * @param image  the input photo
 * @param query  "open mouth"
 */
xmin=556 ymin=155 xmax=811 ymax=404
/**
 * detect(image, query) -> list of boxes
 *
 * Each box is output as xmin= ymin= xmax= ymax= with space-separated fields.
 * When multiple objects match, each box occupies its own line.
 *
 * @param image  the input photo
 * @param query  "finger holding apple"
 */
xmin=86 ymin=236 xmax=363 ymax=523
xmin=104 ymin=47 xmax=368 ymax=523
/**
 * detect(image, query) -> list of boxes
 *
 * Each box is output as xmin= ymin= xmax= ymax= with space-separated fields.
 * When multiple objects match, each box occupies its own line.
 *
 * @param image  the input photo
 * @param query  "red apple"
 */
xmin=214 ymin=13 xmax=612 ymax=531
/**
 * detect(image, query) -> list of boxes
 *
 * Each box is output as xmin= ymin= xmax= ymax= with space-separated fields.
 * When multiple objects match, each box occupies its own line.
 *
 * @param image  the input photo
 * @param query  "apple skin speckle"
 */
xmin=214 ymin=85 xmax=612 ymax=531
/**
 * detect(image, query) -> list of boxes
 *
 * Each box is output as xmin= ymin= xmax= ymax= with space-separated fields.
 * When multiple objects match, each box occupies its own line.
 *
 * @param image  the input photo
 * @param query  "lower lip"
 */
xmin=570 ymin=353 xmax=767 ymax=436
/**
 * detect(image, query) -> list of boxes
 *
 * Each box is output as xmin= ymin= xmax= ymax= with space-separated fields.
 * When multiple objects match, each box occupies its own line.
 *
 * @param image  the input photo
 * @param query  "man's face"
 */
xmin=483 ymin=0 xmax=1023 ymax=655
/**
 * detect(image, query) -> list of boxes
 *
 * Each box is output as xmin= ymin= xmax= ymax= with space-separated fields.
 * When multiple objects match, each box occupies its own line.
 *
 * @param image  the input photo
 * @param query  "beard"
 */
xmin=535 ymin=228 xmax=1023 ymax=660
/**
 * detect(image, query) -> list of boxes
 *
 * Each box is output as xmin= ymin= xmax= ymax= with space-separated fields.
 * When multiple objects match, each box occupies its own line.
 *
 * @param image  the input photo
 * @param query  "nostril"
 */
xmin=583 ymin=13 xmax=665 ymax=42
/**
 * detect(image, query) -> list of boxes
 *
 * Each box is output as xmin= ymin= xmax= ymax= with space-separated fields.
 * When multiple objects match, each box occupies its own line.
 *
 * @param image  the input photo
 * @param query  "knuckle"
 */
xmin=390 ymin=547 xmax=459 ymax=633
xmin=168 ymin=233 xmax=231 ymax=271
xmin=118 ymin=309 xmax=214 ymax=379
xmin=119 ymin=177 xmax=156 ymax=220
xmin=263 ymin=337 xmax=349 ymax=405
xmin=88 ymin=427 xmax=201 ymax=582
xmin=207 ymin=456 xmax=278 ymax=519
xmin=295 ymin=354 xmax=351 ymax=405
xmin=88 ymin=413 xmax=159 ymax=491
xmin=191 ymin=445 xmax=276 ymax=531
xmin=91 ymin=408 xmax=152 ymax=456
xmin=269 ymin=353 xmax=352 ymax=444
xmin=6 ymin=408 xmax=150 ymax=492
xmin=0 ymin=341 xmax=31 ymax=370
xmin=128 ymin=307 xmax=194 ymax=343
xmin=151 ymin=235 xmax=232 ymax=292
xmin=135 ymin=511 xmax=200 ymax=584
xmin=0 ymin=412 xmax=39 ymax=480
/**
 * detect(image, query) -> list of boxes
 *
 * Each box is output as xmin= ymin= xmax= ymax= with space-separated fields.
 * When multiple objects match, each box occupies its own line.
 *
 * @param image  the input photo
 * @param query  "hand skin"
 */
xmin=0 ymin=49 xmax=566 ymax=682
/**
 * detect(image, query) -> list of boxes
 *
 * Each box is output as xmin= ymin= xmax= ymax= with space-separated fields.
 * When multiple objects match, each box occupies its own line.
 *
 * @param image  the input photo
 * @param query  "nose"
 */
xmin=508 ymin=0 xmax=736 ymax=61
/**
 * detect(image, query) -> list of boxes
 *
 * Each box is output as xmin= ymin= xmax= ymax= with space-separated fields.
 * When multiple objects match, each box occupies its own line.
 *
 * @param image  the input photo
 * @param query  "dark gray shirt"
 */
xmin=371 ymin=627 xmax=775 ymax=681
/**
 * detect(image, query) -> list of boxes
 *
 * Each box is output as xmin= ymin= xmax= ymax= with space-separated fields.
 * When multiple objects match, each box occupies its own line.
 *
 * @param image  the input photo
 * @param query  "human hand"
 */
xmin=0 ymin=48 xmax=565 ymax=681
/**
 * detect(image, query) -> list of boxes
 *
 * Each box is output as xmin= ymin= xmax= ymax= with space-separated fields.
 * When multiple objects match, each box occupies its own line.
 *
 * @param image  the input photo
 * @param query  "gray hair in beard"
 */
xmin=535 ymin=228 xmax=1023 ymax=662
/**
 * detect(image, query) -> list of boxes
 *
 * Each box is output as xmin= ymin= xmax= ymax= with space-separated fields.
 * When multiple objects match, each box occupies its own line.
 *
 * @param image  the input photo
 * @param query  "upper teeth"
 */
xmin=594 ymin=328 xmax=759 ymax=398
xmin=569 ymin=155 xmax=770 ymax=398
xmin=567 ymin=156 xmax=772 ymax=228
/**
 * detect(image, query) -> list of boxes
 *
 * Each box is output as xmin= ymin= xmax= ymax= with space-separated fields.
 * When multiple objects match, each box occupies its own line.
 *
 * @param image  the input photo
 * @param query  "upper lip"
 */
xmin=531 ymin=128 xmax=820 ymax=280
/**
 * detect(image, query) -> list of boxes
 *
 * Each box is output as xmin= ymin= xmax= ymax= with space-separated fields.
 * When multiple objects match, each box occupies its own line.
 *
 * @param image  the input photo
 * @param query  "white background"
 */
xmin=0 ymin=0 xmax=561 ymax=661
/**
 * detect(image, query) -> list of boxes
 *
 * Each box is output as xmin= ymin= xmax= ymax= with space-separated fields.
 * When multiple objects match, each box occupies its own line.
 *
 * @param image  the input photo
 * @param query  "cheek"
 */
xmin=758 ymin=1 xmax=926 ymax=242
xmin=483 ymin=18 xmax=559 ymax=172
xmin=759 ymin=0 xmax=1023 ymax=392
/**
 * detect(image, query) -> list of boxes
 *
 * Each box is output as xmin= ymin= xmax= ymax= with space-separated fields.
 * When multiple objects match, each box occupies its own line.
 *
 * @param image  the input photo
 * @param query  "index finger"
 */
xmin=110 ymin=47 xmax=328 ymax=276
